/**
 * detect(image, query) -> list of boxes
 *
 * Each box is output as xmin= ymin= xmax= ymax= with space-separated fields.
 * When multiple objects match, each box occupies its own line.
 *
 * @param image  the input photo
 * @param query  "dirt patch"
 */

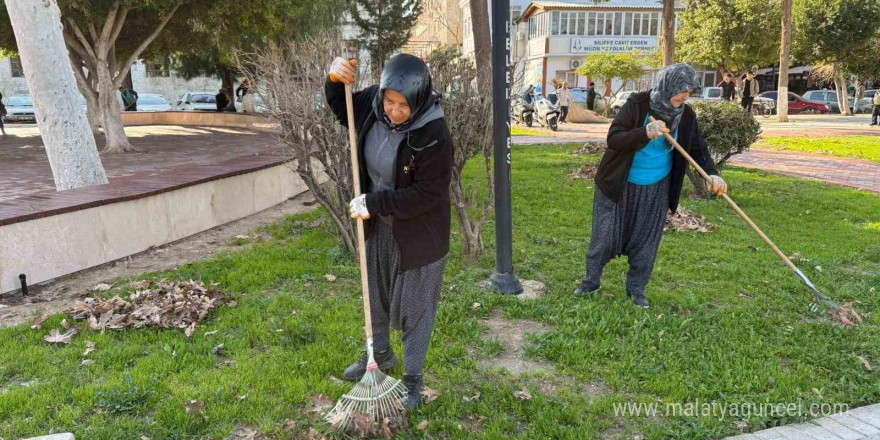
xmin=0 ymin=377 xmax=38 ymax=394
xmin=570 ymin=164 xmax=599 ymax=180
xmin=477 ymin=308 xmax=554 ymax=375
xmin=535 ymin=375 xmax=611 ymax=400
xmin=516 ymin=280 xmax=547 ymax=301
xmin=0 ymin=193 xmax=318 ymax=328
xmin=664 ymin=207 xmax=713 ymax=233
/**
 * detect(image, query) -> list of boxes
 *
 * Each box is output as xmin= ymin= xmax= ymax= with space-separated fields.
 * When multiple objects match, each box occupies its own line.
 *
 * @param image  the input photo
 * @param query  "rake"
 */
xmin=325 ymin=82 xmax=407 ymax=431
xmin=650 ymin=116 xmax=860 ymax=324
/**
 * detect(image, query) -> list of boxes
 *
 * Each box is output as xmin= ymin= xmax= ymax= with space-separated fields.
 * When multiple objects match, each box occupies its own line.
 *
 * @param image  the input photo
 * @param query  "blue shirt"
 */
xmin=628 ymin=115 xmax=677 ymax=185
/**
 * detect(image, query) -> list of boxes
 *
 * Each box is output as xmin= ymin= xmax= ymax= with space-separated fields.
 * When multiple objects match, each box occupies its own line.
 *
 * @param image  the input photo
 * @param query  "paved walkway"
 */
xmin=729 ymin=149 xmax=880 ymax=194
xmin=725 ymin=403 xmax=880 ymax=440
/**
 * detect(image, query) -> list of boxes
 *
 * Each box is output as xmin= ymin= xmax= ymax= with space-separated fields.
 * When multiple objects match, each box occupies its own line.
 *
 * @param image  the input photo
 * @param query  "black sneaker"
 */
xmin=402 ymin=374 xmax=424 ymax=410
xmin=627 ymin=291 xmax=650 ymax=308
xmin=574 ymin=281 xmax=600 ymax=298
xmin=342 ymin=347 xmax=399 ymax=381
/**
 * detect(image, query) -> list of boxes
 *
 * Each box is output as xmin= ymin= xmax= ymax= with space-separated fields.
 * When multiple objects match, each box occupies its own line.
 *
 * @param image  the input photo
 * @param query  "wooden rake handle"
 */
xmin=344 ymin=84 xmax=374 ymax=339
xmin=649 ymin=116 xmax=803 ymax=276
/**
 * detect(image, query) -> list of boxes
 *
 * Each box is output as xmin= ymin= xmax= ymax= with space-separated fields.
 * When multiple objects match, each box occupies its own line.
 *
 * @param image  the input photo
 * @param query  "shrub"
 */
xmin=689 ymin=100 xmax=762 ymax=168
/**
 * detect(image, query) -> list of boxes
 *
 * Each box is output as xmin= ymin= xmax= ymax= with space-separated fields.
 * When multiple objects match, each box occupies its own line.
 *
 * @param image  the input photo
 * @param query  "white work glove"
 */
xmin=645 ymin=119 xmax=669 ymax=140
xmin=349 ymin=194 xmax=370 ymax=220
xmin=329 ymin=57 xmax=357 ymax=85
xmin=708 ymin=175 xmax=728 ymax=195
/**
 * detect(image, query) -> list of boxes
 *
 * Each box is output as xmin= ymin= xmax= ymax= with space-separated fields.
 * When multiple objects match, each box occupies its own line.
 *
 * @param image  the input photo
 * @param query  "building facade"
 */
xmin=459 ymin=0 xmax=533 ymax=60
xmin=404 ymin=0 xmax=463 ymax=58
xmin=515 ymin=0 xmax=717 ymax=97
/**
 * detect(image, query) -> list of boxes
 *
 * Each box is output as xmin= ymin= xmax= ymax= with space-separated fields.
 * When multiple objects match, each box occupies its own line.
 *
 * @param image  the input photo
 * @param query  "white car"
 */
xmin=4 ymin=95 xmax=35 ymax=122
xmin=176 ymin=92 xmax=217 ymax=111
xmin=234 ymin=93 xmax=266 ymax=113
xmin=136 ymin=93 xmax=172 ymax=112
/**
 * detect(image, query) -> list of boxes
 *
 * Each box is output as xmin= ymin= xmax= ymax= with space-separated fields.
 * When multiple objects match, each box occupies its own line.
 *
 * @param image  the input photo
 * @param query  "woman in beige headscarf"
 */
xmin=558 ymin=82 xmax=573 ymax=123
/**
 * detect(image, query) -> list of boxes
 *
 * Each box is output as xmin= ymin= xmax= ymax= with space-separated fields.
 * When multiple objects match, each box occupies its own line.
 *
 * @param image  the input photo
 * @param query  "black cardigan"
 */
xmin=325 ymin=78 xmax=453 ymax=271
xmin=596 ymin=90 xmax=718 ymax=213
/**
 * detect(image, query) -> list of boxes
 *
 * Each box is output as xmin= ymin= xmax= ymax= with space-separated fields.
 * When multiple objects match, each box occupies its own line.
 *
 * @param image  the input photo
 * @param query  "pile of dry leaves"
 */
xmin=66 ymin=279 xmax=223 ymax=337
xmin=569 ymin=164 xmax=599 ymax=180
xmin=665 ymin=207 xmax=713 ymax=233
xmin=573 ymin=141 xmax=606 ymax=154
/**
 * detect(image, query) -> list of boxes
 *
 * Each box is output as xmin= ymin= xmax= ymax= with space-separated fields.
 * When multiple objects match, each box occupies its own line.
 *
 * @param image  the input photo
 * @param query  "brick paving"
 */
xmin=729 ymin=148 xmax=880 ymax=195
xmin=725 ymin=403 xmax=880 ymax=440
xmin=0 ymin=125 xmax=288 ymax=226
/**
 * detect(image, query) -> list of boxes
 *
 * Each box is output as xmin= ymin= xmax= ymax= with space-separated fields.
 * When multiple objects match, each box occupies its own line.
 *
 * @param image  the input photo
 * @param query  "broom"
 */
xmin=650 ymin=116 xmax=862 ymax=326
xmin=326 ymin=81 xmax=407 ymax=431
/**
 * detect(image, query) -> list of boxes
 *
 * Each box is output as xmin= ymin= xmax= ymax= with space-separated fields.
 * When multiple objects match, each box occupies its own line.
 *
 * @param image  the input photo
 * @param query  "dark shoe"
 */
xmin=343 ymin=347 xmax=399 ymax=381
xmin=627 ymin=292 xmax=650 ymax=308
xmin=402 ymin=374 xmax=424 ymax=410
xmin=574 ymin=281 xmax=600 ymax=298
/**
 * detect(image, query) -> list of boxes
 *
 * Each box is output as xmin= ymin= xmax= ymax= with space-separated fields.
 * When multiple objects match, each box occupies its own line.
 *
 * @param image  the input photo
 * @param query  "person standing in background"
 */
xmin=587 ymin=82 xmax=598 ymax=111
xmin=717 ymin=74 xmax=737 ymax=102
xmin=558 ymin=82 xmax=573 ymax=123
xmin=738 ymin=71 xmax=759 ymax=112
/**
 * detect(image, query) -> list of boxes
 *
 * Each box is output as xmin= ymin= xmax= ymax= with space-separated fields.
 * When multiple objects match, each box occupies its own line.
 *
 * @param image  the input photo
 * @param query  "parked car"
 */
xmin=4 ymin=95 xmax=35 ymax=122
xmin=756 ymin=91 xmax=829 ymax=114
xmin=136 ymin=93 xmax=172 ymax=112
xmin=687 ymin=86 xmax=724 ymax=102
xmin=234 ymin=93 xmax=266 ymax=113
xmin=609 ymin=91 xmax=635 ymax=115
xmin=801 ymin=89 xmax=857 ymax=113
xmin=853 ymin=89 xmax=878 ymax=113
xmin=176 ymin=92 xmax=217 ymax=111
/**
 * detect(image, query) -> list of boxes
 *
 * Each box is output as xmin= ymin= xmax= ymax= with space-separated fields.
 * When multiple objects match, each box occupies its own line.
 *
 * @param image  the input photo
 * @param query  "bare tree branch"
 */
xmin=97 ymin=1 xmax=121 ymax=57
xmin=63 ymin=28 xmax=96 ymax=71
xmin=114 ymin=4 xmax=179 ymax=86
xmin=108 ymin=5 xmax=130 ymax=47
xmin=66 ymin=20 xmax=97 ymax=61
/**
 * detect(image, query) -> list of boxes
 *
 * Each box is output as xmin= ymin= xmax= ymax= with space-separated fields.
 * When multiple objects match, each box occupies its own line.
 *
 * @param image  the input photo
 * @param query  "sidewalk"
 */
xmin=729 ymin=148 xmax=880 ymax=195
xmin=725 ymin=403 xmax=880 ymax=440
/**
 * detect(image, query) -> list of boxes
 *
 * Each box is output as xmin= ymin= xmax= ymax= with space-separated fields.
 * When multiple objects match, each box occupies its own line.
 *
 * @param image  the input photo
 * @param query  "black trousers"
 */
xmin=561 ymin=106 xmax=569 ymax=122
xmin=587 ymin=99 xmax=595 ymax=111
xmin=741 ymin=97 xmax=754 ymax=112
xmin=872 ymin=105 xmax=880 ymax=124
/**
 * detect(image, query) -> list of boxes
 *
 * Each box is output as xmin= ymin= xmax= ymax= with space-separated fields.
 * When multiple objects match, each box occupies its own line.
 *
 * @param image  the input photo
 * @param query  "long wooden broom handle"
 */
xmin=345 ymin=84 xmax=373 ymax=339
xmin=649 ymin=116 xmax=802 ymax=275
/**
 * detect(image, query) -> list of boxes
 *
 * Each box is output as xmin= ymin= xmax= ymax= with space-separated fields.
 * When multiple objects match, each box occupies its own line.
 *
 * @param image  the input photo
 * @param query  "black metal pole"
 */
xmin=489 ymin=0 xmax=523 ymax=294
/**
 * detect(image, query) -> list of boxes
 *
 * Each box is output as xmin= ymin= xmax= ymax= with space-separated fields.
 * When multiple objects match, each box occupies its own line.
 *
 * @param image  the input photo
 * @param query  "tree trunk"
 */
xmin=469 ymin=0 xmax=492 ymax=93
xmin=97 ymin=59 xmax=136 ymax=153
xmin=123 ymin=68 xmax=133 ymax=91
xmin=219 ymin=64 xmax=237 ymax=111
xmin=86 ymin=98 xmax=102 ymax=135
xmin=686 ymin=168 xmax=711 ymax=199
xmin=450 ymin=177 xmax=485 ymax=259
xmin=5 ymin=0 xmax=108 ymax=191
xmin=777 ymin=0 xmax=792 ymax=122
xmin=660 ymin=0 xmax=676 ymax=66
xmin=833 ymin=63 xmax=852 ymax=116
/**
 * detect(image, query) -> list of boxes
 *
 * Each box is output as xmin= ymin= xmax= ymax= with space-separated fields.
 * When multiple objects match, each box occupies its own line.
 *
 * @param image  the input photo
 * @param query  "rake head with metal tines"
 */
xmin=325 ymin=342 xmax=407 ymax=432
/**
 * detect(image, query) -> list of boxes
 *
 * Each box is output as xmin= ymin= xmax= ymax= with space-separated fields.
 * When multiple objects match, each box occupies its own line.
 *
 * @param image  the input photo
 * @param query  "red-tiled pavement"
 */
xmin=729 ymin=148 xmax=880 ymax=194
xmin=0 ymin=126 xmax=289 ymax=226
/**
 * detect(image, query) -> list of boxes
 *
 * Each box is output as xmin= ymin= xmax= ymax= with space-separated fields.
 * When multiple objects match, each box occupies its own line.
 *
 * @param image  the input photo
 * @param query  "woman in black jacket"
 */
xmin=325 ymin=54 xmax=453 ymax=409
xmin=573 ymin=64 xmax=728 ymax=308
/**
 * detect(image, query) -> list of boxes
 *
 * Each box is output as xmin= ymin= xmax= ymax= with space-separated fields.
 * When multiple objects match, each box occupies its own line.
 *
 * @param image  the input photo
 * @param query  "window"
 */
xmin=632 ymin=13 xmax=641 ymax=35
xmin=587 ymin=12 xmax=596 ymax=35
xmin=138 ymin=94 xmax=168 ymax=105
xmin=703 ymin=72 xmax=716 ymax=87
xmin=145 ymin=63 xmax=169 ymax=78
xmin=191 ymin=94 xmax=215 ymax=104
xmin=560 ymin=12 xmax=568 ymax=35
xmin=649 ymin=13 xmax=659 ymax=36
xmin=7 ymin=96 xmax=32 ymax=106
xmin=596 ymin=12 xmax=605 ymax=35
xmin=707 ymin=88 xmax=722 ymax=98
xmin=9 ymin=57 xmax=23 ymax=77
xmin=551 ymin=11 xmax=560 ymax=35
xmin=569 ymin=12 xmax=577 ymax=35
xmin=614 ymin=12 xmax=623 ymax=35
xmin=577 ymin=12 xmax=586 ymax=35
xmin=605 ymin=12 xmax=614 ymax=35
xmin=529 ymin=17 xmax=536 ymax=39
xmin=624 ymin=12 xmax=632 ymax=35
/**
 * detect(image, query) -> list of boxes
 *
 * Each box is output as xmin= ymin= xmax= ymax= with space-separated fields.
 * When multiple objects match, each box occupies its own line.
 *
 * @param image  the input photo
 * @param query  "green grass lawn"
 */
xmin=2 ymin=145 xmax=880 ymax=440
xmin=511 ymin=126 xmax=547 ymax=137
xmin=759 ymin=136 xmax=880 ymax=163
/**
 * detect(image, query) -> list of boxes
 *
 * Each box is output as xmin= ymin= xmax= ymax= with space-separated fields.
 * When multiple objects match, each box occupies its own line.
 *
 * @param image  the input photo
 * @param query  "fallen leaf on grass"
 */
xmin=308 ymin=394 xmax=334 ymax=413
xmin=601 ymin=290 xmax=614 ymax=298
xmin=44 ymin=328 xmax=78 ymax=344
xmin=832 ymin=301 xmax=864 ymax=328
xmin=281 ymin=419 xmax=297 ymax=432
xmin=324 ymin=274 xmax=337 ymax=282
xmin=463 ymin=391 xmax=481 ymax=402
xmin=92 ymin=283 xmax=113 ymax=291
xmin=237 ymin=395 xmax=248 ymax=401
xmin=858 ymin=356 xmax=873 ymax=372
xmin=472 ymin=302 xmax=481 ymax=310
xmin=514 ymin=387 xmax=533 ymax=401
xmin=185 ymin=322 xmax=197 ymax=338
xmin=235 ymin=235 xmax=250 ymax=240
xmin=31 ymin=314 xmax=48 ymax=330
xmin=416 ymin=420 xmax=429 ymax=430
xmin=83 ymin=341 xmax=96 ymax=357
xmin=569 ymin=164 xmax=598 ymax=180
xmin=815 ymin=266 xmax=824 ymax=273
xmin=665 ymin=207 xmax=713 ymax=233
xmin=328 ymin=375 xmax=345 ymax=385
xmin=132 ymin=280 xmax=151 ymax=289
xmin=185 ymin=400 xmax=205 ymax=416
xmin=80 ymin=359 xmax=94 ymax=367
xmin=60 ymin=319 xmax=69 ymax=329
xmin=421 ymin=387 xmax=439 ymax=403
xmin=204 ymin=330 xmax=219 ymax=337
xmin=212 ymin=343 xmax=225 ymax=356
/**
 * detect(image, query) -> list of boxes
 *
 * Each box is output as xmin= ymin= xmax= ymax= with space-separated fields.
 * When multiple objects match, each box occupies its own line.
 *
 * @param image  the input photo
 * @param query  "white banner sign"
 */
xmin=570 ymin=37 xmax=657 ymax=54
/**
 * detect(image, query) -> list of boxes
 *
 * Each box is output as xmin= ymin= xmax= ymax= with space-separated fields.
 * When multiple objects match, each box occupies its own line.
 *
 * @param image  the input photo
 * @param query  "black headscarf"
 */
xmin=373 ymin=54 xmax=435 ymax=131
xmin=649 ymin=63 xmax=701 ymax=133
